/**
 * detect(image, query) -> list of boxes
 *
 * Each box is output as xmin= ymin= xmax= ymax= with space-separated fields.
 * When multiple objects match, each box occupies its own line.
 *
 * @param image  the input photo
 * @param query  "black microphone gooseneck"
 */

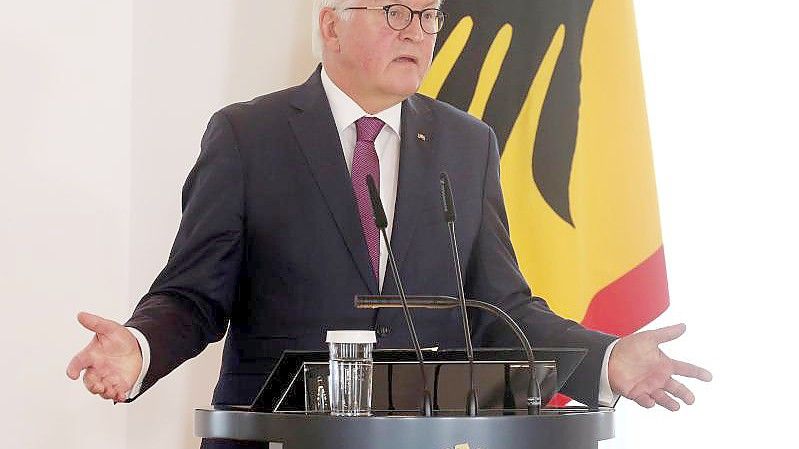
xmin=354 ymin=295 xmax=543 ymax=415
xmin=439 ymin=172 xmax=479 ymax=416
xmin=365 ymin=175 xmax=433 ymax=416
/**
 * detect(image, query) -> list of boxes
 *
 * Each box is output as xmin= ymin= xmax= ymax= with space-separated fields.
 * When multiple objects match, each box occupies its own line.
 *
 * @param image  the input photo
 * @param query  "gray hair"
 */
xmin=311 ymin=0 xmax=355 ymax=61
xmin=311 ymin=0 xmax=445 ymax=61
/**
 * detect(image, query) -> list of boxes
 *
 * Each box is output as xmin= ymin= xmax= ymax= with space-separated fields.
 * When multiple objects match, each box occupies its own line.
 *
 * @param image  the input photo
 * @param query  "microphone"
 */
xmin=365 ymin=175 xmax=433 ymax=416
xmin=439 ymin=172 xmax=478 ymax=416
xmin=355 ymin=295 xmax=542 ymax=415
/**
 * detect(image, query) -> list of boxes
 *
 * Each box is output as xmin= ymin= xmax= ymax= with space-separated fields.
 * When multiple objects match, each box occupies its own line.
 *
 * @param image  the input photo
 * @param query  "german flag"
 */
xmin=421 ymin=0 xmax=668 ymax=396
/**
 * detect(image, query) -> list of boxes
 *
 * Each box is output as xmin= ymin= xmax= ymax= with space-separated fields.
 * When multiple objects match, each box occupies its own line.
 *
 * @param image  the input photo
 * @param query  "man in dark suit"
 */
xmin=67 ymin=1 xmax=711 ymax=445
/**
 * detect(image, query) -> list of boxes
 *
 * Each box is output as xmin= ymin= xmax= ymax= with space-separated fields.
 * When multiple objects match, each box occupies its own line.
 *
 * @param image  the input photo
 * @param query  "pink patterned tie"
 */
xmin=351 ymin=116 xmax=385 ymax=282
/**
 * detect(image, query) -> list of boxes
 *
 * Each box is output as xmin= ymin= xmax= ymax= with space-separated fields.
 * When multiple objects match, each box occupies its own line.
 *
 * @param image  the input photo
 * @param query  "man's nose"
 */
xmin=399 ymin=14 xmax=425 ymax=42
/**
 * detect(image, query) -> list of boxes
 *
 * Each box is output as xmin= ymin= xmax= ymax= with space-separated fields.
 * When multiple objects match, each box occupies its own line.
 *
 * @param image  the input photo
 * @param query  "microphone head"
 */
xmin=439 ymin=172 xmax=456 ymax=223
xmin=365 ymin=175 xmax=389 ymax=229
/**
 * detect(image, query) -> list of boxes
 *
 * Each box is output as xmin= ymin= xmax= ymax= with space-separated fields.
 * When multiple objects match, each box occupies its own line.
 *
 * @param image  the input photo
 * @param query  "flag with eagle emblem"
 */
xmin=421 ymin=0 xmax=668 ymax=404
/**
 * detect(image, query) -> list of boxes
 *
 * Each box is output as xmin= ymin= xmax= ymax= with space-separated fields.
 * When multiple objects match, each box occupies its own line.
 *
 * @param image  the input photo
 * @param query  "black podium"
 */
xmin=195 ymin=407 xmax=614 ymax=449
xmin=194 ymin=349 xmax=615 ymax=448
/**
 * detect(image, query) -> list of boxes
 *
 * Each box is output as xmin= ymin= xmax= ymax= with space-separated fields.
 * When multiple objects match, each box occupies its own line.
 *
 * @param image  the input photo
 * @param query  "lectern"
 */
xmin=195 ymin=349 xmax=615 ymax=448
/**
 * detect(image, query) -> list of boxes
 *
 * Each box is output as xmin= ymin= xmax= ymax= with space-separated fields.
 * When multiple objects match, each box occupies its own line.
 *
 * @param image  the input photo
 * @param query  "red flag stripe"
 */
xmin=581 ymin=246 xmax=670 ymax=337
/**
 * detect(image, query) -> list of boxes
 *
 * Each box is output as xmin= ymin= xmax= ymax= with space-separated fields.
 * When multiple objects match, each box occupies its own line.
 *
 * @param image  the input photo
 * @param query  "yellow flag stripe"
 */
xmin=421 ymin=0 xmax=664 ymax=325
xmin=501 ymin=0 xmax=664 ymax=322
xmin=467 ymin=24 xmax=513 ymax=120
xmin=419 ymin=16 xmax=474 ymax=98
xmin=569 ymin=0 xmax=663 ymax=294
xmin=500 ymin=25 xmax=586 ymax=318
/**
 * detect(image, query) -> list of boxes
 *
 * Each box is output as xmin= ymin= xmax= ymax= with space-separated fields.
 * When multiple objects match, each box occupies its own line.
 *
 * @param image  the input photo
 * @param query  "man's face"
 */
xmin=332 ymin=1 xmax=439 ymax=106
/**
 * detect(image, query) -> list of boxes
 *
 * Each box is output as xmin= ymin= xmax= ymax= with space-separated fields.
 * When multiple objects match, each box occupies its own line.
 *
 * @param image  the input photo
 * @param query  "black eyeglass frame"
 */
xmin=343 ymin=4 xmax=448 ymax=35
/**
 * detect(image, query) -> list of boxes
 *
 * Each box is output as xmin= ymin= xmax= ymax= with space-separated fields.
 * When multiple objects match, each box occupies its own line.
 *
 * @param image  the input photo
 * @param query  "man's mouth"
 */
xmin=394 ymin=55 xmax=418 ymax=64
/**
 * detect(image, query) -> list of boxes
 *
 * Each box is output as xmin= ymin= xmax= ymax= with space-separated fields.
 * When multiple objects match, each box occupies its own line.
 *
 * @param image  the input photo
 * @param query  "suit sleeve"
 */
xmin=124 ymin=111 xmax=245 ymax=397
xmin=465 ymin=127 xmax=617 ymax=407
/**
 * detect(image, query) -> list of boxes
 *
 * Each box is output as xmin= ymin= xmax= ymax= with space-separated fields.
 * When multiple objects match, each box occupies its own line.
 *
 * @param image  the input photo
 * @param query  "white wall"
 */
xmin=602 ymin=1 xmax=799 ymax=447
xmin=127 ymin=1 xmax=315 ymax=448
xmin=0 ymin=1 xmax=132 ymax=447
xmin=1 ymin=1 xmax=314 ymax=448
xmin=2 ymin=0 xmax=797 ymax=448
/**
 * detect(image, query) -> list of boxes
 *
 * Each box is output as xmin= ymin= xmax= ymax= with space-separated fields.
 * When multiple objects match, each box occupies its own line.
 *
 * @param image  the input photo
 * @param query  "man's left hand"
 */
xmin=608 ymin=323 xmax=713 ymax=411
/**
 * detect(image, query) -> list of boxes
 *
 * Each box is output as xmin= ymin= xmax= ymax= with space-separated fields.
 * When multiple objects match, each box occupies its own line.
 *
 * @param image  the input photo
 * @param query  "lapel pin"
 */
xmin=417 ymin=133 xmax=427 ymax=142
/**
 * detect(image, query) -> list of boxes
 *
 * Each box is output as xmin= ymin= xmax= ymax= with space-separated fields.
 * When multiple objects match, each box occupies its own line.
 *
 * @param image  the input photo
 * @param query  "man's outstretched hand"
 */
xmin=609 ymin=323 xmax=713 ymax=411
xmin=66 ymin=312 xmax=142 ymax=402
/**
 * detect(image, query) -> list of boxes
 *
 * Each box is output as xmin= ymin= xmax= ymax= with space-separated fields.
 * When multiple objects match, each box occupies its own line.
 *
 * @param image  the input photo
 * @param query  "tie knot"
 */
xmin=355 ymin=116 xmax=385 ymax=143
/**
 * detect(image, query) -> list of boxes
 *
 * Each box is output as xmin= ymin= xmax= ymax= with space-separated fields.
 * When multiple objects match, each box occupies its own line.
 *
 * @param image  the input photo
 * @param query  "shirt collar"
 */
xmin=320 ymin=66 xmax=402 ymax=137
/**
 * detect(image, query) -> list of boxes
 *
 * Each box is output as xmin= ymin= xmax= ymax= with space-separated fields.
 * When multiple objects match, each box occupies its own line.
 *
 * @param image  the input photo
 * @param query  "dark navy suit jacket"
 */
xmin=126 ymin=68 xmax=615 ymax=419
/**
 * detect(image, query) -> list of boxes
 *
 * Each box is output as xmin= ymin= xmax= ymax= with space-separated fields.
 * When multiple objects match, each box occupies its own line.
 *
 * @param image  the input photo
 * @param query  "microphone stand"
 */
xmin=365 ymin=175 xmax=433 ymax=416
xmin=355 ymin=295 xmax=542 ymax=415
xmin=439 ymin=172 xmax=478 ymax=416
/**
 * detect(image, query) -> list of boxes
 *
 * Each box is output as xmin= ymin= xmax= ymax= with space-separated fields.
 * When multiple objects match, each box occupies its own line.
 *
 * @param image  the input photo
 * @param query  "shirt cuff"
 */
xmin=598 ymin=338 xmax=621 ymax=407
xmin=125 ymin=326 xmax=151 ymax=400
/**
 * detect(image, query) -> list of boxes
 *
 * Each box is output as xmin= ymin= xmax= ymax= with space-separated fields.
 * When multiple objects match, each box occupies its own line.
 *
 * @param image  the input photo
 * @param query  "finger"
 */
xmin=649 ymin=323 xmax=687 ymax=345
xmin=103 ymin=375 xmax=132 ymax=402
xmin=652 ymin=389 xmax=680 ymax=411
xmin=633 ymin=394 xmax=655 ymax=408
xmin=83 ymin=369 xmax=100 ymax=386
xmin=83 ymin=370 xmax=105 ymax=395
xmin=102 ymin=375 xmax=130 ymax=402
xmin=626 ymin=375 xmax=666 ymax=402
xmin=66 ymin=350 xmax=93 ymax=380
xmin=673 ymin=360 xmax=713 ymax=382
xmin=666 ymin=378 xmax=695 ymax=405
xmin=105 ymin=375 xmax=127 ymax=395
xmin=100 ymin=385 xmax=120 ymax=401
xmin=87 ymin=382 xmax=106 ymax=395
xmin=77 ymin=312 xmax=119 ymax=336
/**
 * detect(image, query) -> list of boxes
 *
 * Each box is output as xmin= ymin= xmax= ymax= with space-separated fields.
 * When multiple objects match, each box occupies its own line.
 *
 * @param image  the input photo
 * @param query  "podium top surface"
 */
xmin=195 ymin=407 xmax=615 ymax=449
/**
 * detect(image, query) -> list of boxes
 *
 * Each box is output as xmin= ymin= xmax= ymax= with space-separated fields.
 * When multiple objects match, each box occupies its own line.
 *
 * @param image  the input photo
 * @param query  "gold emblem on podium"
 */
xmin=454 ymin=444 xmax=482 ymax=449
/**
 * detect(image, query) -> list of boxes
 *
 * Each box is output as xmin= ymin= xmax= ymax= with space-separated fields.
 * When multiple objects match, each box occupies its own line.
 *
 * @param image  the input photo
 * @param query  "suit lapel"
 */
xmin=289 ymin=69 xmax=378 ymax=294
xmin=383 ymin=95 xmax=437 ymax=294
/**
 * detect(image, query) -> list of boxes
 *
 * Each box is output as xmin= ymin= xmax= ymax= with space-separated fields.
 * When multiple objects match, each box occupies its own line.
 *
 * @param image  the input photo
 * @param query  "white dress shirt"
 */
xmin=320 ymin=67 xmax=401 ymax=292
xmin=126 ymin=67 xmax=618 ymax=406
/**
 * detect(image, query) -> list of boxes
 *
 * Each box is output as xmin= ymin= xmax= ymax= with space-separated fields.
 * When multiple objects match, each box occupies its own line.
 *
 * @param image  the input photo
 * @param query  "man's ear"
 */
xmin=319 ymin=8 xmax=341 ymax=53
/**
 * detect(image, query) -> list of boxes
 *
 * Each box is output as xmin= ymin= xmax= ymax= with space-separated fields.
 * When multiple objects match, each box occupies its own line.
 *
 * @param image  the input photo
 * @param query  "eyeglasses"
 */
xmin=343 ymin=4 xmax=447 ymax=35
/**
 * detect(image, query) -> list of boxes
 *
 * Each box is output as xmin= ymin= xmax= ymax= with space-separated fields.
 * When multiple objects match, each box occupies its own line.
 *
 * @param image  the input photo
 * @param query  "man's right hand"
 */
xmin=66 ymin=312 xmax=143 ymax=402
